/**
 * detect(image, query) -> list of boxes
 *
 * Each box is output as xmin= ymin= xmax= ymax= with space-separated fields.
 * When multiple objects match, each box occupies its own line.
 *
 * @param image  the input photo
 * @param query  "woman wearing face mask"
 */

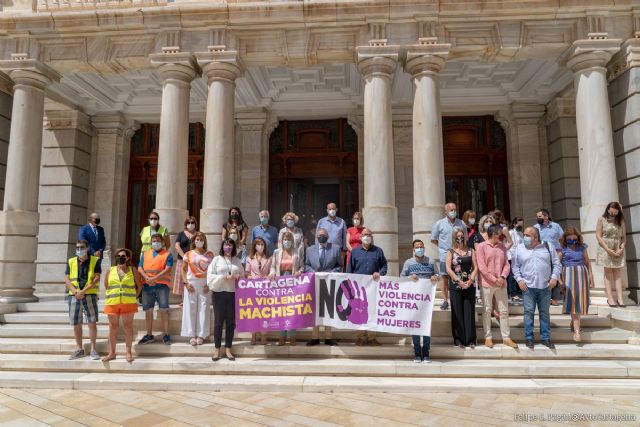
xmin=102 ymin=248 xmax=142 ymax=363
xmin=207 ymin=238 xmax=245 ymax=361
xmin=278 ymin=212 xmax=305 ymax=261
xmin=245 ymin=237 xmax=273 ymax=345
xmin=559 ymin=227 xmax=594 ymax=342
xmin=346 ymin=211 xmax=364 ymax=270
xmin=596 ymin=201 xmax=627 ymax=307
xmin=269 ymin=231 xmax=304 ymax=346
xmin=462 ymin=210 xmax=477 ymax=239
xmin=181 ymin=232 xmax=215 ymax=346
xmin=139 ymin=211 xmax=170 ymax=254
xmin=490 ymin=210 xmax=513 ymax=251
xmin=221 ymin=207 xmax=248 ymax=248
xmin=173 ymin=216 xmax=198 ymax=298
xmin=445 ymin=228 xmax=478 ymax=348
xmin=469 ymin=215 xmax=501 ymax=314
xmin=507 ymin=217 xmax=524 ymax=303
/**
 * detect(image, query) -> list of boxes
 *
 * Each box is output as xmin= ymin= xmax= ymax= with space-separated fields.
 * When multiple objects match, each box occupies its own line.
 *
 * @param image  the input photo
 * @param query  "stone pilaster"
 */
xmin=404 ymin=39 xmax=450 ymax=263
xmin=90 ymin=114 xmax=139 ymax=268
xmin=357 ymin=44 xmax=400 ymax=275
xmin=0 ymin=58 xmax=59 ymax=304
xmin=36 ymin=110 xmax=94 ymax=298
xmin=563 ymin=35 xmax=623 ymax=304
xmin=196 ymin=49 xmax=242 ymax=249
xmin=608 ymin=37 xmax=640 ymax=303
xmin=149 ymin=52 xmax=199 ymax=239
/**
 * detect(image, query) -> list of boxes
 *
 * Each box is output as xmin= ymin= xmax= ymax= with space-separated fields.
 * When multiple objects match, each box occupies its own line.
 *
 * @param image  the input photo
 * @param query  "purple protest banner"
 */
xmin=235 ymin=272 xmax=316 ymax=332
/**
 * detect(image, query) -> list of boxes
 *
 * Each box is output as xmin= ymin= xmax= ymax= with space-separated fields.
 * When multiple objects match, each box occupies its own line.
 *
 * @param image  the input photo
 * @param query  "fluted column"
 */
xmin=196 ymin=50 xmax=242 ymax=249
xmin=150 ymin=53 xmax=198 ymax=238
xmin=0 ymin=59 xmax=59 ymax=304
xmin=405 ymin=40 xmax=450 ymax=262
xmin=564 ymin=36 xmax=622 ymax=302
xmin=357 ymin=45 xmax=400 ymax=275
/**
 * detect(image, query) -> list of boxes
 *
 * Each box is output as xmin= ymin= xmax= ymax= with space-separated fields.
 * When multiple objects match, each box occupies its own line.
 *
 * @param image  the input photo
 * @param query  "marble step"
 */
xmin=0 ymin=371 xmax=639 ymax=394
xmin=0 ymin=338 xmax=638 ymax=360
xmin=0 ymin=311 xmax=612 ymax=328
xmin=0 ymin=322 xmax=631 ymax=343
xmin=0 ymin=353 xmax=638 ymax=379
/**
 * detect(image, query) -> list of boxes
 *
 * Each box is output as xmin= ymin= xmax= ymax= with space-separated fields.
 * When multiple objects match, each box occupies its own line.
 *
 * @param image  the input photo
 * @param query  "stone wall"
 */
xmin=0 ymin=87 xmax=10 ymax=207
xmin=609 ymin=43 xmax=640 ymax=301
xmin=545 ymin=95 xmax=581 ymax=230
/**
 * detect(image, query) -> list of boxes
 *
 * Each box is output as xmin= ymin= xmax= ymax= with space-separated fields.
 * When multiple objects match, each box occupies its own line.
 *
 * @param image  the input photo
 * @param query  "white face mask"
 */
xmin=468 ymin=218 xmax=476 ymax=225
xmin=195 ymin=240 xmax=205 ymax=249
xmin=149 ymin=219 xmax=158 ymax=227
xmin=353 ymin=219 xmax=360 ymax=227
xmin=187 ymin=223 xmax=196 ymax=231
xmin=229 ymin=233 xmax=238 ymax=241
xmin=283 ymin=240 xmax=292 ymax=249
xmin=328 ymin=209 xmax=337 ymax=217
xmin=361 ymin=236 xmax=372 ymax=245
xmin=151 ymin=242 xmax=162 ymax=251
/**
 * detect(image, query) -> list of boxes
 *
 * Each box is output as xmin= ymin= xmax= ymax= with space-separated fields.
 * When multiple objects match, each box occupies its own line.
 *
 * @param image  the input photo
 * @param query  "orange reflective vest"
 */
xmin=142 ymin=249 xmax=171 ymax=285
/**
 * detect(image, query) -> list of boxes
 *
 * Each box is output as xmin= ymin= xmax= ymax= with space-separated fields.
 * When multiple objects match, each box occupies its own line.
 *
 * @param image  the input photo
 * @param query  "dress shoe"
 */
xmin=525 ymin=340 xmax=534 ymax=349
xmin=324 ymin=339 xmax=338 ymax=346
xmin=368 ymin=338 xmax=382 ymax=346
xmin=306 ymin=339 xmax=320 ymax=346
xmin=289 ymin=337 xmax=297 ymax=346
xmin=503 ymin=338 xmax=518 ymax=349
xmin=541 ymin=340 xmax=555 ymax=349
xmin=355 ymin=337 xmax=366 ymax=346
xmin=484 ymin=338 xmax=494 ymax=348
xmin=277 ymin=337 xmax=286 ymax=346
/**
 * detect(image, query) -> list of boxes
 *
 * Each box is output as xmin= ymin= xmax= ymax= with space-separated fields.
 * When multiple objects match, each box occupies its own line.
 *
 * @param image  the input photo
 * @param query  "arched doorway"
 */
xmin=268 ymin=119 xmax=359 ymax=243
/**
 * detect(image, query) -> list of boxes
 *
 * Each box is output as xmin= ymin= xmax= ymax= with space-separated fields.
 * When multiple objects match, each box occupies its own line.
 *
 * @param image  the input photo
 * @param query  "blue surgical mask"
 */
xmin=76 ymin=249 xmax=87 ymax=258
xmin=567 ymin=239 xmax=578 ymax=246
xmin=286 ymin=219 xmax=295 ymax=228
xmin=260 ymin=217 xmax=269 ymax=225
xmin=283 ymin=240 xmax=292 ymax=249
xmin=414 ymin=248 xmax=425 ymax=257
xmin=523 ymin=236 xmax=533 ymax=248
xmin=151 ymin=242 xmax=162 ymax=251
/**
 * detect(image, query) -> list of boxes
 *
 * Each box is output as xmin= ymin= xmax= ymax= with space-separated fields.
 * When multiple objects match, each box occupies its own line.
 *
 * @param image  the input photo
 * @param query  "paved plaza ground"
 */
xmin=0 ymin=388 xmax=637 ymax=427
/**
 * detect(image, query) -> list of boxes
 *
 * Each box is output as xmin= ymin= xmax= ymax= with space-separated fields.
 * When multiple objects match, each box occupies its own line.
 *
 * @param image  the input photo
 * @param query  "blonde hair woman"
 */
xmin=278 ymin=211 xmax=305 ymax=260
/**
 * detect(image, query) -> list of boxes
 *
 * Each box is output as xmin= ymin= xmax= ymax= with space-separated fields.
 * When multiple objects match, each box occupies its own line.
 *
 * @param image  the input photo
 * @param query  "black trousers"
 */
xmin=450 ymin=285 xmax=477 ymax=346
xmin=213 ymin=291 xmax=235 ymax=348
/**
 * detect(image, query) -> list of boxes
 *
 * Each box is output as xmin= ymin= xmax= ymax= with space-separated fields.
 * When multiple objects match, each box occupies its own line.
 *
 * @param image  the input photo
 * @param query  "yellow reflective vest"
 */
xmin=67 ymin=256 xmax=99 ymax=295
xmin=140 ymin=225 xmax=168 ymax=252
xmin=105 ymin=266 xmax=138 ymax=305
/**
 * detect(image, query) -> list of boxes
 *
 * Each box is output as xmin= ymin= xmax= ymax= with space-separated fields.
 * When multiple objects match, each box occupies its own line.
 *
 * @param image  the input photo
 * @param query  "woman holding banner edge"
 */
xmin=269 ymin=230 xmax=304 ymax=346
xmin=245 ymin=237 xmax=273 ymax=345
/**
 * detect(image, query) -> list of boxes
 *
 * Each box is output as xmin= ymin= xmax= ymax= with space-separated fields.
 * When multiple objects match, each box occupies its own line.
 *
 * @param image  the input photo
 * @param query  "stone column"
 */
xmin=196 ymin=50 xmax=242 ymax=248
xmin=0 ymin=59 xmax=59 ymax=303
xmin=564 ymin=36 xmax=622 ymax=303
xmin=404 ymin=40 xmax=450 ymax=262
xmin=0 ymin=72 xmax=11 ymax=207
xmin=90 ymin=114 xmax=139 ymax=267
xmin=356 ymin=45 xmax=400 ymax=275
xmin=36 ymin=111 xmax=94 ymax=299
xmin=149 ymin=53 xmax=198 ymax=238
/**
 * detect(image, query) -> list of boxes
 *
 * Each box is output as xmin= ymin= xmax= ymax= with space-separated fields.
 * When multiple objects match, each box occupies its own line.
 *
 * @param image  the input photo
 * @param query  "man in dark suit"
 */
xmin=78 ymin=213 xmax=106 ymax=263
xmin=304 ymin=227 xmax=342 ymax=346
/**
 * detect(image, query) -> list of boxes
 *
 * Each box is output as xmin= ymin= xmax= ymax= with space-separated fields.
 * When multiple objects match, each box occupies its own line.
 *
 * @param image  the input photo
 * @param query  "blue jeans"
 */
xmin=507 ymin=261 xmax=521 ymax=297
xmin=141 ymin=284 xmax=170 ymax=311
xmin=411 ymin=335 xmax=431 ymax=358
xmin=523 ymin=287 xmax=551 ymax=341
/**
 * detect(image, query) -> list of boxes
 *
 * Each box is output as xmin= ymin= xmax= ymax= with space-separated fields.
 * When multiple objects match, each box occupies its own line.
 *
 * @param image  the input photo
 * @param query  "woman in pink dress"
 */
xmin=346 ymin=211 xmax=364 ymax=269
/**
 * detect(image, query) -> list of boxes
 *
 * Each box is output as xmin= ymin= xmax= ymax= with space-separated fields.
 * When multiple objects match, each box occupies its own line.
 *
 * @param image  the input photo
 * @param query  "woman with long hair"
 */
xmin=245 ymin=237 xmax=273 ymax=345
xmin=596 ymin=202 xmax=627 ymax=307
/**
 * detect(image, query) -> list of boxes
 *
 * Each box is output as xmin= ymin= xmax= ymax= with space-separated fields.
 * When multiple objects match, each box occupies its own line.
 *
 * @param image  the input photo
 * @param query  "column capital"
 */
xmin=149 ymin=52 xmax=199 ymax=84
xmin=404 ymin=39 xmax=451 ymax=78
xmin=562 ymin=36 xmax=622 ymax=74
xmin=196 ymin=50 xmax=243 ymax=84
xmin=608 ymin=38 xmax=640 ymax=81
xmin=356 ymin=45 xmax=399 ymax=78
xmin=0 ymin=58 xmax=60 ymax=91
xmin=91 ymin=113 xmax=139 ymax=138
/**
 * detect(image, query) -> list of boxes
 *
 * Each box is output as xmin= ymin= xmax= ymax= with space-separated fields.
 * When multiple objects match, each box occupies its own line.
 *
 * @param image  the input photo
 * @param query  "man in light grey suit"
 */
xmin=305 ymin=228 xmax=342 ymax=346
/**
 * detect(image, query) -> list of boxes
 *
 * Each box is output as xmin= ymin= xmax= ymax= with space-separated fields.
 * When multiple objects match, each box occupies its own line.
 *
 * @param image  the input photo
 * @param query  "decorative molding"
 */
xmin=520 ymin=20 xmax=578 ymax=47
xmin=91 ymin=113 xmax=139 ymax=137
xmin=607 ymin=38 xmax=640 ymax=82
xmin=37 ymin=0 xmax=167 ymax=12
xmin=356 ymin=45 xmax=399 ymax=77
xmin=149 ymin=52 xmax=199 ymax=84
xmin=196 ymin=50 xmax=243 ymax=84
xmin=405 ymin=41 xmax=451 ymax=78
xmin=544 ymin=96 xmax=576 ymax=125
xmin=561 ymin=36 xmax=622 ymax=74
xmin=44 ymin=110 xmax=94 ymax=136
xmin=0 ymin=59 xmax=60 ymax=91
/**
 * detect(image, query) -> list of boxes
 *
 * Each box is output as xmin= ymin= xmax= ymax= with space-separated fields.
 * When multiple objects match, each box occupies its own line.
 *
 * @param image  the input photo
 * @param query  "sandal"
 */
xmin=250 ymin=334 xmax=257 ymax=346
xmin=125 ymin=354 xmax=134 ymax=363
xmin=260 ymin=335 xmax=267 ymax=345
xmin=196 ymin=337 xmax=204 ymax=345
xmin=101 ymin=354 xmax=116 ymax=362
xmin=573 ymin=330 xmax=581 ymax=342
xmin=190 ymin=338 xmax=197 ymax=346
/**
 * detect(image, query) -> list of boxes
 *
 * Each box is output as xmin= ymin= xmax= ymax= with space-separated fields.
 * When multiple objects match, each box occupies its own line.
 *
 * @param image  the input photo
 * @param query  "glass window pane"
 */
xmin=465 ymin=178 xmax=488 ymax=216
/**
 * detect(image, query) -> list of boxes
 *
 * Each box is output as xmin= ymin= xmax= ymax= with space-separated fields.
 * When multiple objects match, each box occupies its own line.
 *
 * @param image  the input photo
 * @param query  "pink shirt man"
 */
xmin=476 ymin=240 xmax=510 ymax=288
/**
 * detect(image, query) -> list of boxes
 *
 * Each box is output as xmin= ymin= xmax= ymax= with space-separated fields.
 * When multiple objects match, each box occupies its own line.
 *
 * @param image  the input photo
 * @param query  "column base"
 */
xmin=0 ymin=210 xmax=39 ymax=306
xmin=412 ymin=205 xmax=445 ymax=261
xmin=199 ymin=207 xmax=229 ymax=251
xmin=362 ymin=206 xmax=398 ymax=276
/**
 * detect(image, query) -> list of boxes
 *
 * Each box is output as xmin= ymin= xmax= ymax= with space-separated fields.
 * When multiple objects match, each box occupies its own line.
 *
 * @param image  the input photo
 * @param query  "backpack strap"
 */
xmin=544 ymin=241 xmax=553 ymax=273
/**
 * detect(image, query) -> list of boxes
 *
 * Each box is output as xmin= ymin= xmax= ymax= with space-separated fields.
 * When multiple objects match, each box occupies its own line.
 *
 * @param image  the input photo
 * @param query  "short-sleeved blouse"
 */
xmin=347 ymin=227 xmax=363 ymax=250
xmin=562 ymin=244 xmax=587 ymax=267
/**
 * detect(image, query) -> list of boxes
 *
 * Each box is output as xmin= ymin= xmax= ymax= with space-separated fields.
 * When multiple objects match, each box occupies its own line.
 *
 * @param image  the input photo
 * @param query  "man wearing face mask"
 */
xmin=251 ymin=210 xmax=279 ymax=255
xmin=64 ymin=240 xmax=102 ymax=360
xmin=431 ymin=203 xmax=466 ymax=310
xmin=316 ymin=202 xmax=347 ymax=253
xmin=304 ymin=228 xmax=342 ymax=346
xmin=512 ymin=227 xmax=562 ymax=350
xmin=507 ymin=217 xmax=524 ymax=302
xmin=534 ymin=208 xmax=564 ymax=305
xmin=138 ymin=234 xmax=173 ymax=345
xmin=140 ymin=211 xmax=170 ymax=254
xmin=78 ymin=213 xmax=106 ymax=263
xmin=348 ymin=228 xmax=387 ymax=346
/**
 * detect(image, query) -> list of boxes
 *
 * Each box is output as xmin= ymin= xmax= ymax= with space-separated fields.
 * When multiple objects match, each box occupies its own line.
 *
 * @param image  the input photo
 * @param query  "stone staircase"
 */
xmin=0 ymin=295 xmax=639 ymax=395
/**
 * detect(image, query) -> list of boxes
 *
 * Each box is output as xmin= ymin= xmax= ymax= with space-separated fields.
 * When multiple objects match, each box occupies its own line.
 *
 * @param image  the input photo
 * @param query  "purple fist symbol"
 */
xmin=337 ymin=278 xmax=369 ymax=325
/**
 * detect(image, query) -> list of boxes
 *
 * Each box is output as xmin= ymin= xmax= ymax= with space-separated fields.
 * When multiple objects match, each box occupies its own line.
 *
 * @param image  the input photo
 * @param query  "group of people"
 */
xmin=64 ymin=200 xmax=628 ymax=364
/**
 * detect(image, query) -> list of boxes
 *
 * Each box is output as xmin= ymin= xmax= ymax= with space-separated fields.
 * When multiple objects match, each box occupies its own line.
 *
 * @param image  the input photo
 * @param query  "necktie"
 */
xmin=319 ymin=247 xmax=325 ymax=267
xmin=93 ymin=226 xmax=98 ymax=237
